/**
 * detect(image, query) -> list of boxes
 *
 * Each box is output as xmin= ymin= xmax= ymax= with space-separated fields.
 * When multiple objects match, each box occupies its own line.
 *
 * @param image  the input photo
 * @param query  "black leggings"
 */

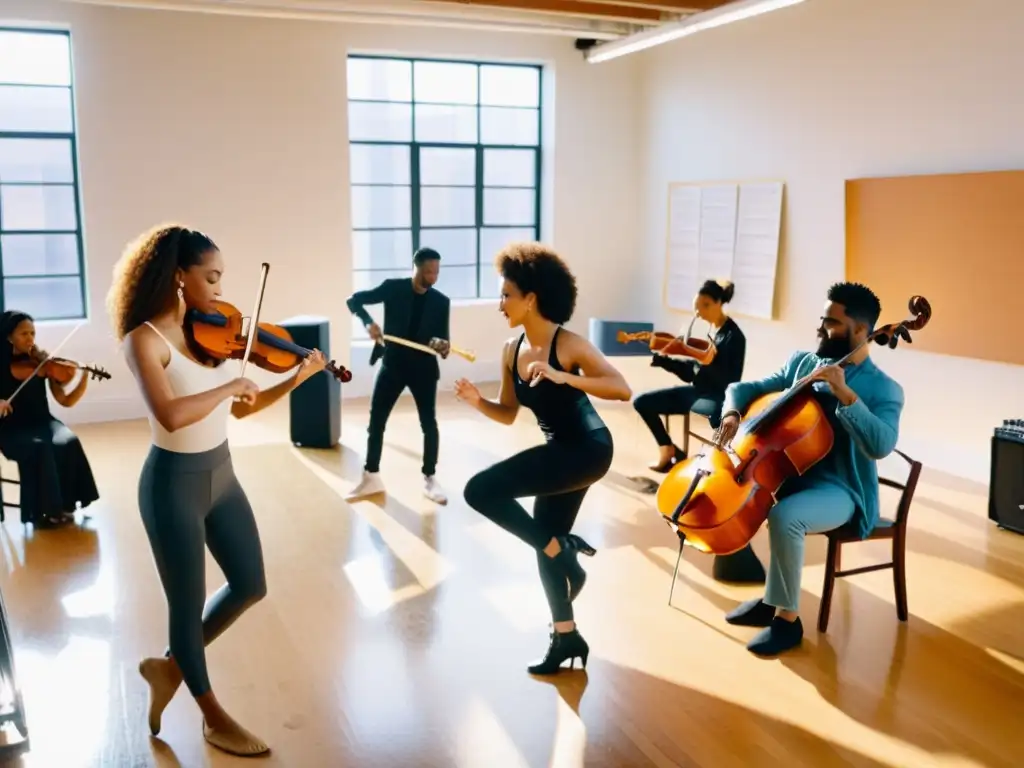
xmin=463 ymin=429 xmax=613 ymax=622
xmin=633 ymin=385 xmax=722 ymax=448
xmin=138 ymin=441 xmax=267 ymax=697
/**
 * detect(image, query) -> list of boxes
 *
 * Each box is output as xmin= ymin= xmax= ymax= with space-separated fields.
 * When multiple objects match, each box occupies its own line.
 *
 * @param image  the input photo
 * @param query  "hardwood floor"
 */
xmin=0 ymin=390 xmax=1021 ymax=766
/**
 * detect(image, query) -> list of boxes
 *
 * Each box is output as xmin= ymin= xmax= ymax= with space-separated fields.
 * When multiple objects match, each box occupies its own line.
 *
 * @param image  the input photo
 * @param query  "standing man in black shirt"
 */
xmin=345 ymin=248 xmax=451 ymax=504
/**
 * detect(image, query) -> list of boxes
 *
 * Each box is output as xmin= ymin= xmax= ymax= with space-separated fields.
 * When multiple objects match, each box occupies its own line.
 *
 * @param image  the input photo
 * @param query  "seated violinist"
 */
xmin=714 ymin=282 xmax=904 ymax=655
xmin=633 ymin=279 xmax=745 ymax=472
xmin=0 ymin=310 xmax=99 ymax=527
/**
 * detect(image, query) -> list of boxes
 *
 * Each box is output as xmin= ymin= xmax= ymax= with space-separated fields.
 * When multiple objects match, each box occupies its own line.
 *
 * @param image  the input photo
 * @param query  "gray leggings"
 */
xmin=139 ymin=441 xmax=267 ymax=698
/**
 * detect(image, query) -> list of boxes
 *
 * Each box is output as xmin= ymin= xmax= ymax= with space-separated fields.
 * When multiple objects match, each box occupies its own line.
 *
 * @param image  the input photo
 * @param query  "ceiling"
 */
xmin=66 ymin=0 xmax=737 ymax=42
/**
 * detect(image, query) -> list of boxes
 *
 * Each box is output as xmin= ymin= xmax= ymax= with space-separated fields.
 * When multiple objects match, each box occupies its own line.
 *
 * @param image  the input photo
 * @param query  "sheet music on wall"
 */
xmin=664 ymin=180 xmax=783 ymax=320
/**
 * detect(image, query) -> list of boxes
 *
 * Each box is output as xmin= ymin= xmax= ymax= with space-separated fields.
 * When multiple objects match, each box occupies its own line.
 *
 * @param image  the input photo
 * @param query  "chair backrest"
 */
xmin=879 ymin=449 xmax=923 ymax=529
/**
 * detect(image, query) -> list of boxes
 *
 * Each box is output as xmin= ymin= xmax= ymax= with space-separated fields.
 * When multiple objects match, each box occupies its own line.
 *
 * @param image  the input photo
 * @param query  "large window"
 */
xmin=346 ymin=55 xmax=542 ymax=336
xmin=0 ymin=28 xmax=86 ymax=321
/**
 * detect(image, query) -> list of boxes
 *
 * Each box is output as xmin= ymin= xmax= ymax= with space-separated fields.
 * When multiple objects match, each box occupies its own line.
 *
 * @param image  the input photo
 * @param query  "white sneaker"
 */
xmin=424 ymin=476 xmax=448 ymax=505
xmin=345 ymin=471 xmax=385 ymax=501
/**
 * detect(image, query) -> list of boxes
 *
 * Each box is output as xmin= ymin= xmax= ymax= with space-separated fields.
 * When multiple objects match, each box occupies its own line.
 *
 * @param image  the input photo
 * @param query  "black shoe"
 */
xmin=650 ymin=446 xmax=687 ymax=473
xmin=553 ymin=535 xmax=596 ymax=602
xmin=747 ymin=616 xmax=803 ymax=656
xmin=527 ymin=628 xmax=590 ymax=675
xmin=724 ymin=597 xmax=775 ymax=627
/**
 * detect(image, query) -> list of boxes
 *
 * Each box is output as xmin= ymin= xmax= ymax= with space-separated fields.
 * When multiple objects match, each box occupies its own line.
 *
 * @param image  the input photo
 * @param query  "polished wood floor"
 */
xmin=0 ymin=389 xmax=1021 ymax=767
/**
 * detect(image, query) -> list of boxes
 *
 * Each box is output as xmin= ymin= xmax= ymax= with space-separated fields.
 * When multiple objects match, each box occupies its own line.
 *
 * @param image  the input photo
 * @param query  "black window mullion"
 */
xmin=411 ymin=144 xmax=421 ymax=252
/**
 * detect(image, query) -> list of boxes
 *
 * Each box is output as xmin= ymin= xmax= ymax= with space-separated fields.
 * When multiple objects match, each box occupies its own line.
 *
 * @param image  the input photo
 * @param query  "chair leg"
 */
xmin=818 ymin=539 xmax=841 ymax=633
xmin=893 ymin=531 xmax=908 ymax=621
xmin=668 ymin=533 xmax=686 ymax=606
xmin=682 ymin=412 xmax=690 ymax=456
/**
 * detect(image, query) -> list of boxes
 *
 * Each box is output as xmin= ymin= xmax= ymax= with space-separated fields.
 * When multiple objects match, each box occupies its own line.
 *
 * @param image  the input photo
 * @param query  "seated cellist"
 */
xmin=713 ymin=282 xmax=904 ymax=656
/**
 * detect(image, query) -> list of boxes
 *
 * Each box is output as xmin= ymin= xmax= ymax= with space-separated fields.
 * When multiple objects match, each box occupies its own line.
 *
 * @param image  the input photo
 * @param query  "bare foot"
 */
xmin=138 ymin=657 xmax=182 ymax=735
xmin=203 ymin=715 xmax=271 ymax=757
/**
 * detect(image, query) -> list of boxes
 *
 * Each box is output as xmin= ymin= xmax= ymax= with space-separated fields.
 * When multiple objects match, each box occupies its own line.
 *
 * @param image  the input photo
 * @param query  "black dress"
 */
xmin=0 ymin=369 xmax=99 ymax=526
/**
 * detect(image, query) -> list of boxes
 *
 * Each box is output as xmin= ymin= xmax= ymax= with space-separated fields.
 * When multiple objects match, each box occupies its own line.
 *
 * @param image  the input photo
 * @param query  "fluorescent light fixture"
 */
xmin=586 ymin=0 xmax=807 ymax=63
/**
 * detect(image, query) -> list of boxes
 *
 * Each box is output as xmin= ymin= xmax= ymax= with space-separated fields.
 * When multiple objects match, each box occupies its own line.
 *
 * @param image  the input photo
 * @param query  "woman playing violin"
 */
xmin=106 ymin=224 xmax=326 ymax=758
xmin=0 ymin=310 xmax=99 ymax=528
xmin=633 ymin=279 xmax=746 ymax=471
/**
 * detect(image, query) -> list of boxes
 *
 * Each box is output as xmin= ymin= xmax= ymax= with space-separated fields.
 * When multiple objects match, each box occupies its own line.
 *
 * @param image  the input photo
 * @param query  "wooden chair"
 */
xmin=665 ymin=397 xmax=723 ymax=456
xmin=817 ymin=449 xmax=923 ymax=632
xmin=0 ymin=459 xmax=20 ymax=524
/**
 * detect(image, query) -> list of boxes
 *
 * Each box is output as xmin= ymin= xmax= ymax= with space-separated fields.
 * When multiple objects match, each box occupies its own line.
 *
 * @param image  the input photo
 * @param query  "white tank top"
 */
xmin=143 ymin=321 xmax=235 ymax=453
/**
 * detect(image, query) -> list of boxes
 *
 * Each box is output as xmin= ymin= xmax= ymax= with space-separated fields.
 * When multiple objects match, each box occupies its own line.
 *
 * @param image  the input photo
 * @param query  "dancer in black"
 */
xmin=633 ymin=279 xmax=745 ymax=472
xmin=0 ymin=310 xmax=100 ymax=527
xmin=346 ymin=247 xmax=451 ymax=504
xmin=455 ymin=243 xmax=631 ymax=674
xmin=107 ymin=224 xmax=326 ymax=757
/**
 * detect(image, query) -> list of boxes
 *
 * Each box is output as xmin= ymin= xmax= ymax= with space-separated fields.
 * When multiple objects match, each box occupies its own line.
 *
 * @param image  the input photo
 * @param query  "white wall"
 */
xmin=633 ymin=0 xmax=1024 ymax=482
xmin=0 ymin=0 xmax=640 ymax=413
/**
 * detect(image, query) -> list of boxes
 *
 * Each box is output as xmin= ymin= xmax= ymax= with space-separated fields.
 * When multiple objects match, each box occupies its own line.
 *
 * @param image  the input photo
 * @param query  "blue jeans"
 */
xmin=765 ymin=482 xmax=855 ymax=612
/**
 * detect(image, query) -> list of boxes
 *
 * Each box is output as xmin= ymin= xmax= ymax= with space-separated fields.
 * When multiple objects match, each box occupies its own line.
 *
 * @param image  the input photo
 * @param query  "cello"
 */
xmin=656 ymin=295 xmax=931 ymax=555
xmin=617 ymin=315 xmax=717 ymax=366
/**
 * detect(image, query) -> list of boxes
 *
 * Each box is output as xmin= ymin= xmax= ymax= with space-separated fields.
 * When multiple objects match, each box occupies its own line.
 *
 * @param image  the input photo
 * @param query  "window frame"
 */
xmin=346 ymin=54 xmax=543 ymax=305
xmin=0 ymin=26 xmax=87 ymax=322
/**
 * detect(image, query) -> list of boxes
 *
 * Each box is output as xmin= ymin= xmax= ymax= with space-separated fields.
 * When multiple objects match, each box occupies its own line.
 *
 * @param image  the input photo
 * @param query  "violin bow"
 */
xmin=4 ymin=321 xmax=83 ymax=405
xmin=238 ymin=262 xmax=270 ymax=381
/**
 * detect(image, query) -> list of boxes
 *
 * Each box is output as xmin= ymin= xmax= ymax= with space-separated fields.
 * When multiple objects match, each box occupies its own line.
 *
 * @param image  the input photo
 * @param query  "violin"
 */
xmin=618 ymin=316 xmax=716 ymax=366
xmin=187 ymin=300 xmax=353 ymax=383
xmin=11 ymin=348 xmax=111 ymax=385
xmin=656 ymin=295 xmax=932 ymax=555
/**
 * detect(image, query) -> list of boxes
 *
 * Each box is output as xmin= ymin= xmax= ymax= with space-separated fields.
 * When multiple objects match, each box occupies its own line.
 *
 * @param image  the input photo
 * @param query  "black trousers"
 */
xmin=365 ymin=365 xmax=439 ymax=476
xmin=463 ymin=429 xmax=614 ymax=623
xmin=633 ymin=385 xmax=722 ymax=448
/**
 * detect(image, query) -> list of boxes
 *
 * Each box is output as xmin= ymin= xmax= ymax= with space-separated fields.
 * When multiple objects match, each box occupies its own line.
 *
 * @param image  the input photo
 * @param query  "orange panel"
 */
xmin=846 ymin=170 xmax=1024 ymax=365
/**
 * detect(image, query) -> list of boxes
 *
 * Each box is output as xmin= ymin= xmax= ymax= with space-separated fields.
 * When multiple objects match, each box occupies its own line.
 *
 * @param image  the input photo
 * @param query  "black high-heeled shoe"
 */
xmin=527 ymin=628 xmax=590 ymax=675
xmin=552 ymin=534 xmax=596 ymax=602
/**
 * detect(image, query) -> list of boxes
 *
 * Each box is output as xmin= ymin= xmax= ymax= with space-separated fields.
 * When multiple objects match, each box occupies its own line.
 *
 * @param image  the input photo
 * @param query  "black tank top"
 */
xmin=511 ymin=327 xmax=607 ymax=442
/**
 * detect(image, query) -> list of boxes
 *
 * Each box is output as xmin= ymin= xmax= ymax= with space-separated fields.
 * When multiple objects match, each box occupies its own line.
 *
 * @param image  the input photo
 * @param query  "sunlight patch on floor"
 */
xmin=455 ymin=694 xmax=530 ymax=768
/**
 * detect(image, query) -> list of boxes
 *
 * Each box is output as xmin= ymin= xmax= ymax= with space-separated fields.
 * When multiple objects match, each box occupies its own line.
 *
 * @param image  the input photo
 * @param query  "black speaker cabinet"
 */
xmin=989 ymin=432 xmax=1024 ymax=535
xmin=277 ymin=316 xmax=340 ymax=449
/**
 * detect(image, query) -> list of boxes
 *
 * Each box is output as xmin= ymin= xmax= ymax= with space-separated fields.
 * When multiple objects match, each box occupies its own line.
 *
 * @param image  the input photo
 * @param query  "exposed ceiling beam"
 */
xmin=63 ymin=0 xmax=631 ymax=38
xmin=584 ymin=0 xmax=728 ymax=10
xmin=587 ymin=0 xmax=806 ymax=62
xmin=419 ymin=0 xmax=668 ymax=25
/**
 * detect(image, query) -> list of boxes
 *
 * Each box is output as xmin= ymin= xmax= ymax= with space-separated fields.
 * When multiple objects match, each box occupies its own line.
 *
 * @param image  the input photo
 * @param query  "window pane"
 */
xmin=418 ymin=228 xmax=477 ymax=266
xmin=434 ymin=265 xmax=479 ymax=300
xmin=0 ymin=85 xmax=74 ymax=133
xmin=0 ymin=31 xmax=71 ymax=86
xmin=3 ymin=276 xmax=83 ymax=319
xmin=420 ymin=147 xmax=475 ymax=186
xmin=414 ymin=104 xmax=477 ymax=144
xmin=350 ymin=185 xmax=411 ymax=229
xmin=480 ymin=107 xmax=538 ymax=146
xmin=347 ymin=58 xmax=411 ymax=102
xmin=484 ymin=149 xmax=535 ymax=187
xmin=479 ymin=226 xmax=536 ymax=298
xmin=352 ymin=229 xmax=412 ymax=271
xmin=421 ymin=187 xmax=475 ymax=227
xmin=484 ymin=189 xmax=535 ymax=226
xmin=349 ymin=144 xmax=409 ymax=185
xmin=348 ymin=101 xmax=411 ymax=142
xmin=1 ymin=233 xmax=79 ymax=276
xmin=0 ymin=184 xmax=77 ymax=231
xmin=0 ymin=138 xmax=74 ymax=183
xmin=480 ymin=65 xmax=539 ymax=108
xmin=413 ymin=61 xmax=477 ymax=105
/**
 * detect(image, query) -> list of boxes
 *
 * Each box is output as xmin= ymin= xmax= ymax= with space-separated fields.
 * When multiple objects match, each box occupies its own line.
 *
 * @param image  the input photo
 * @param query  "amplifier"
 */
xmin=989 ymin=419 xmax=1024 ymax=535
xmin=277 ymin=316 xmax=341 ymax=449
